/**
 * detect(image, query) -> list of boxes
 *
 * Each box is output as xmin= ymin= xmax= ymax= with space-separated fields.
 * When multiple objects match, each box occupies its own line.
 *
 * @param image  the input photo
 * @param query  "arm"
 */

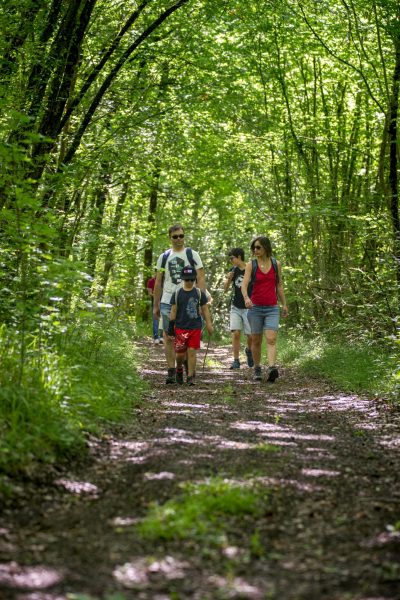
xmin=195 ymin=267 xmax=206 ymax=292
xmin=201 ymin=303 xmax=214 ymax=335
xmin=169 ymin=304 xmax=177 ymax=321
xmin=241 ymin=262 xmax=253 ymax=308
xmin=223 ymin=269 xmax=234 ymax=292
xmin=277 ymin=261 xmax=288 ymax=317
xmin=167 ymin=303 xmax=177 ymax=338
xmin=153 ymin=271 xmax=163 ymax=319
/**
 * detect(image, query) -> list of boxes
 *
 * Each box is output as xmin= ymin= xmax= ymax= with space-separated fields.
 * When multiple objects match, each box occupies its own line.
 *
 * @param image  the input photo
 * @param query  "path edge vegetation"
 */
xmin=1 ymin=1 xmax=400 ymax=498
xmin=0 ymin=312 xmax=397 ymax=501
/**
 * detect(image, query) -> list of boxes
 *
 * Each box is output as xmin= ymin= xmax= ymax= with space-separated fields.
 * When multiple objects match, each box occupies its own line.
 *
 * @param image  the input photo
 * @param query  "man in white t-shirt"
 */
xmin=153 ymin=224 xmax=206 ymax=384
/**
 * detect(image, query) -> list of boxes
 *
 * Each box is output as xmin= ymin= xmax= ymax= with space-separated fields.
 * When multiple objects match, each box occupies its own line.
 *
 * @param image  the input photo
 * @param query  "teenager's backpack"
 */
xmin=248 ymin=257 xmax=279 ymax=297
xmin=160 ymin=247 xmax=197 ymax=285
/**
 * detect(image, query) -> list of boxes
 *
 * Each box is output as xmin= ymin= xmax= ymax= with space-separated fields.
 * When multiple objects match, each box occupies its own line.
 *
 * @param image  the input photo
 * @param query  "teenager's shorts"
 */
xmin=160 ymin=302 xmax=172 ymax=332
xmin=230 ymin=306 xmax=251 ymax=335
xmin=248 ymin=305 xmax=280 ymax=334
xmin=174 ymin=328 xmax=202 ymax=353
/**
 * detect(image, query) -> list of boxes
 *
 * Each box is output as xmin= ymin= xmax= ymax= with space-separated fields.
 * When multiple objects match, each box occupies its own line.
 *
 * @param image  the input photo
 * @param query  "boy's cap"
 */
xmin=181 ymin=266 xmax=196 ymax=280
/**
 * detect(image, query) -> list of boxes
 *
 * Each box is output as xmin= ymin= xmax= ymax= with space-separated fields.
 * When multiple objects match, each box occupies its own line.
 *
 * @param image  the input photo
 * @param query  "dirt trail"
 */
xmin=1 ymin=339 xmax=400 ymax=600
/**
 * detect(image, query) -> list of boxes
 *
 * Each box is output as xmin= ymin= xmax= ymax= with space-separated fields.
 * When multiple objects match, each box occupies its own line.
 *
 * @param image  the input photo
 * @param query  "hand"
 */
xmin=244 ymin=297 xmax=253 ymax=308
xmin=206 ymin=324 xmax=214 ymax=336
xmin=282 ymin=305 xmax=289 ymax=317
xmin=153 ymin=305 xmax=160 ymax=319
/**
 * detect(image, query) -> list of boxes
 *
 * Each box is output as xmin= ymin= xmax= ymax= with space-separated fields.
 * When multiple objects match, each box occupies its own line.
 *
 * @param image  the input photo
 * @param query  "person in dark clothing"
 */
xmin=168 ymin=266 xmax=213 ymax=386
xmin=223 ymin=248 xmax=253 ymax=369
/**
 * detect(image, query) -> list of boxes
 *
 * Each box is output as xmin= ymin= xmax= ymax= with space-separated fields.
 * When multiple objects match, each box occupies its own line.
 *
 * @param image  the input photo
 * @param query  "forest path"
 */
xmin=1 ymin=339 xmax=400 ymax=600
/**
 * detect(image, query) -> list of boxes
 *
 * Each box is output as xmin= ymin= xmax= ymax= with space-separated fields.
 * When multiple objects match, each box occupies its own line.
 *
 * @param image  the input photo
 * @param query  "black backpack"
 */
xmin=248 ymin=257 xmax=279 ymax=297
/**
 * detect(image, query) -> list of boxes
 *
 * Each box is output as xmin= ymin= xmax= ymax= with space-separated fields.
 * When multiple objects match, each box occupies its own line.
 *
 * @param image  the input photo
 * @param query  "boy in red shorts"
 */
xmin=167 ymin=266 xmax=213 ymax=385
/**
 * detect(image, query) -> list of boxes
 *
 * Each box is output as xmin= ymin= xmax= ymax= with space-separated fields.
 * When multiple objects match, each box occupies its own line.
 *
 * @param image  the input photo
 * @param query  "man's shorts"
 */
xmin=174 ymin=328 xmax=202 ymax=353
xmin=248 ymin=305 xmax=280 ymax=334
xmin=230 ymin=306 xmax=251 ymax=335
xmin=160 ymin=302 xmax=172 ymax=332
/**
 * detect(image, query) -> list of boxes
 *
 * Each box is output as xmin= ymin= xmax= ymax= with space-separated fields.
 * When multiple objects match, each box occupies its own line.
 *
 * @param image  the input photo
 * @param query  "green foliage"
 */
xmin=278 ymin=331 xmax=398 ymax=399
xmin=138 ymin=478 xmax=267 ymax=544
xmin=0 ymin=314 xmax=146 ymax=479
xmin=1 ymin=0 xmax=399 ymax=483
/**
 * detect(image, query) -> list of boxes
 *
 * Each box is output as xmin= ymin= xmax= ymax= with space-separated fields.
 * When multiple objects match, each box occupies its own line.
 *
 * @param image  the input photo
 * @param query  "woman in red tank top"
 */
xmin=241 ymin=236 xmax=288 ymax=382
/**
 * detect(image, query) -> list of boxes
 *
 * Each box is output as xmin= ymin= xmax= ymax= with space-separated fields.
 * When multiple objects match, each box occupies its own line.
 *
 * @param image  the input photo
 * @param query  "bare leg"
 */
xmin=246 ymin=334 xmax=252 ymax=351
xmin=265 ymin=330 xmax=278 ymax=366
xmin=176 ymin=352 xmax=185 ymax=369
xmin=251 ymin=333 xmax=263 ymax=366
xmin=187 ymin=347 xmax=197 ymax=376
xmin=232 ymin=330 xmax=241 ymax=359
xmin=163 ymin=330 xmax=176 ymax=368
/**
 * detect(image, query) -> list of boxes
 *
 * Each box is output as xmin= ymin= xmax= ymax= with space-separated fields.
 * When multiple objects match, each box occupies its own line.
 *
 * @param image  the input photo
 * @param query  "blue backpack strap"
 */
xmin=248 ymin=259 xmax=258 ymax=297
xmin=161 ymin=248 xmax=172 ymax=271
xmin=251 ymin=259 xmax=258 ymax=280
xmin=185 ymin=247 xmax=197 ymax=268
xmin=271 ymin=257 xmax=279 ymax=285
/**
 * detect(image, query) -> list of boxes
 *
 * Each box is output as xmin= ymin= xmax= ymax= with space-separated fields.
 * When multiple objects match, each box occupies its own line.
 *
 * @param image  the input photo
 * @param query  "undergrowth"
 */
xmin=0 ymin=313 xmax=146 ymax=493
xmin=278 ymin=330 xmax=398 ymax=400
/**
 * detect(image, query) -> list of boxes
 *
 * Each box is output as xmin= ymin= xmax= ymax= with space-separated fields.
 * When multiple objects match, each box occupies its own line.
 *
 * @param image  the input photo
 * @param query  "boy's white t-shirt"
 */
xmin=156 ymin=248 xmax=203 ymax=304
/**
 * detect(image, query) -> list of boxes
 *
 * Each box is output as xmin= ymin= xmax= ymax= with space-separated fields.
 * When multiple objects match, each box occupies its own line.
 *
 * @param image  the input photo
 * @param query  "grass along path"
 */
xmin=0 ymin=338 xmax=399 ymax=599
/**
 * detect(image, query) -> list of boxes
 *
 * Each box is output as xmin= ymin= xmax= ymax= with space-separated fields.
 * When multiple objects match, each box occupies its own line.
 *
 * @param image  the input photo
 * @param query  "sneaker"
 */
xmin=266 ymin=366 xmax=279 ymax=382
xmin=187 ymin=375 xmax=195 ymax=386
xmin=254 ymin=365 xmax=262 ymax=381
xmin=245 ymin=348 xmax=254 ymax=368
xmin=166 ymin=368 xmax=176 ymax=384
xmin=230 ymin=359 xmax=240 ymax=370
xmin=176 ymin=369 xmax=184 ymax=385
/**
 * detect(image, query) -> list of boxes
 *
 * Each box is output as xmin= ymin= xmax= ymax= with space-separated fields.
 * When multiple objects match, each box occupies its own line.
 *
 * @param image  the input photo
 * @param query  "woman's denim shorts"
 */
xmin=248 ymin=305 xmax=280 ymax=334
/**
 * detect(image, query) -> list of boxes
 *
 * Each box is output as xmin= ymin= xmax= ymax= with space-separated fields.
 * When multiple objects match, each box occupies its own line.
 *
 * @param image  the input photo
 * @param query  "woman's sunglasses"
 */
xmin=171 ymin=234 xmax=185 ymax=239
xmin=253 ymin=245 xmax=262 ymax=250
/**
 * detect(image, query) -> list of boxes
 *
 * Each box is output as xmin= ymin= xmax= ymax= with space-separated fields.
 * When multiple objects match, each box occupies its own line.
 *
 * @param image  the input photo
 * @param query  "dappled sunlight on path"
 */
xmin=1 ymin=338 xmax=399 ymax=600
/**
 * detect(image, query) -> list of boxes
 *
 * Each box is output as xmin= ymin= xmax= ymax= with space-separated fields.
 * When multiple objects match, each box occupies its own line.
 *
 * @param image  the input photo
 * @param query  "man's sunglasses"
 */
xmin=171 ymin=234 xmax=184 ymax=239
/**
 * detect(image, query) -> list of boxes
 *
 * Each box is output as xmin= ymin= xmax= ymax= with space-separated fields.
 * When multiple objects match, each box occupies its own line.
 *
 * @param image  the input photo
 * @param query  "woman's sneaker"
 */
xmin=187 ymin=375 xmax=195 ymax=386
xmin=230 ymin=359 xmax=240 ymax=370
xmin=166 ymin=368 xmax=176 ymax=384
xmin=254 ymin=365 xmax=262 ymax=381
xmin=245 ymin=348 xmax=254 ymax=367
xmin=176 ymin=369 xmax=184 ymax=385
xmin=266 ymin=366 xmax=279 ymax=382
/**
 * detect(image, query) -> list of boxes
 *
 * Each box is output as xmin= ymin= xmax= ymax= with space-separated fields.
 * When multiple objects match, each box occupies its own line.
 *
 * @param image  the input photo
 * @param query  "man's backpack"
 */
xmin=248 ymin=257 xmax=279 ymax=298
xmin=160 ymin=247 xmax=197 ymax=284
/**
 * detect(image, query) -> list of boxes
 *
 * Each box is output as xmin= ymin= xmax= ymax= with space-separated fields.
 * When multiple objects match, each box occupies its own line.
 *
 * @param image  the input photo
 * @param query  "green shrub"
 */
xmin=278 ymin=331 xmax=397 ymax=399
xmin=0 ymin=314 xmax=146 ymax=479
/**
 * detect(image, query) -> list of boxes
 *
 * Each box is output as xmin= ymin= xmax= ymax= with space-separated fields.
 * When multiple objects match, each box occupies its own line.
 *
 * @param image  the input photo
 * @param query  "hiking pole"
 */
xmin=202 ymin=334 xmax=211 ymax=372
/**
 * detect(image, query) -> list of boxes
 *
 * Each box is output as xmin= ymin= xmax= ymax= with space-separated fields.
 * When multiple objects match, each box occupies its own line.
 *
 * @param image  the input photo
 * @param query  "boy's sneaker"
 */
xmin=176 ymin=369 xmax=184 ymax=385
xmin=187 ymin=375 xmax=195 ymax=386
xmin=266 ymin=366 xmax=279 ymax=382
xmin=166 ymin=368 xmax=176 ymax=384
xmin=230 ymin=359 xmax=240 ymax=370
xmin=245 ymin=348 xmax=254 ymax=368
xmin=254 ymin=365 xmax=262 ymax=381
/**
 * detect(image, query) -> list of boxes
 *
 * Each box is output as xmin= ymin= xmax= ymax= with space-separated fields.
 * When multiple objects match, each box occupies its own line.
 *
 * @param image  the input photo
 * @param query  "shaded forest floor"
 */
xmin=1 ymin=339 xmax=400 ymax=600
